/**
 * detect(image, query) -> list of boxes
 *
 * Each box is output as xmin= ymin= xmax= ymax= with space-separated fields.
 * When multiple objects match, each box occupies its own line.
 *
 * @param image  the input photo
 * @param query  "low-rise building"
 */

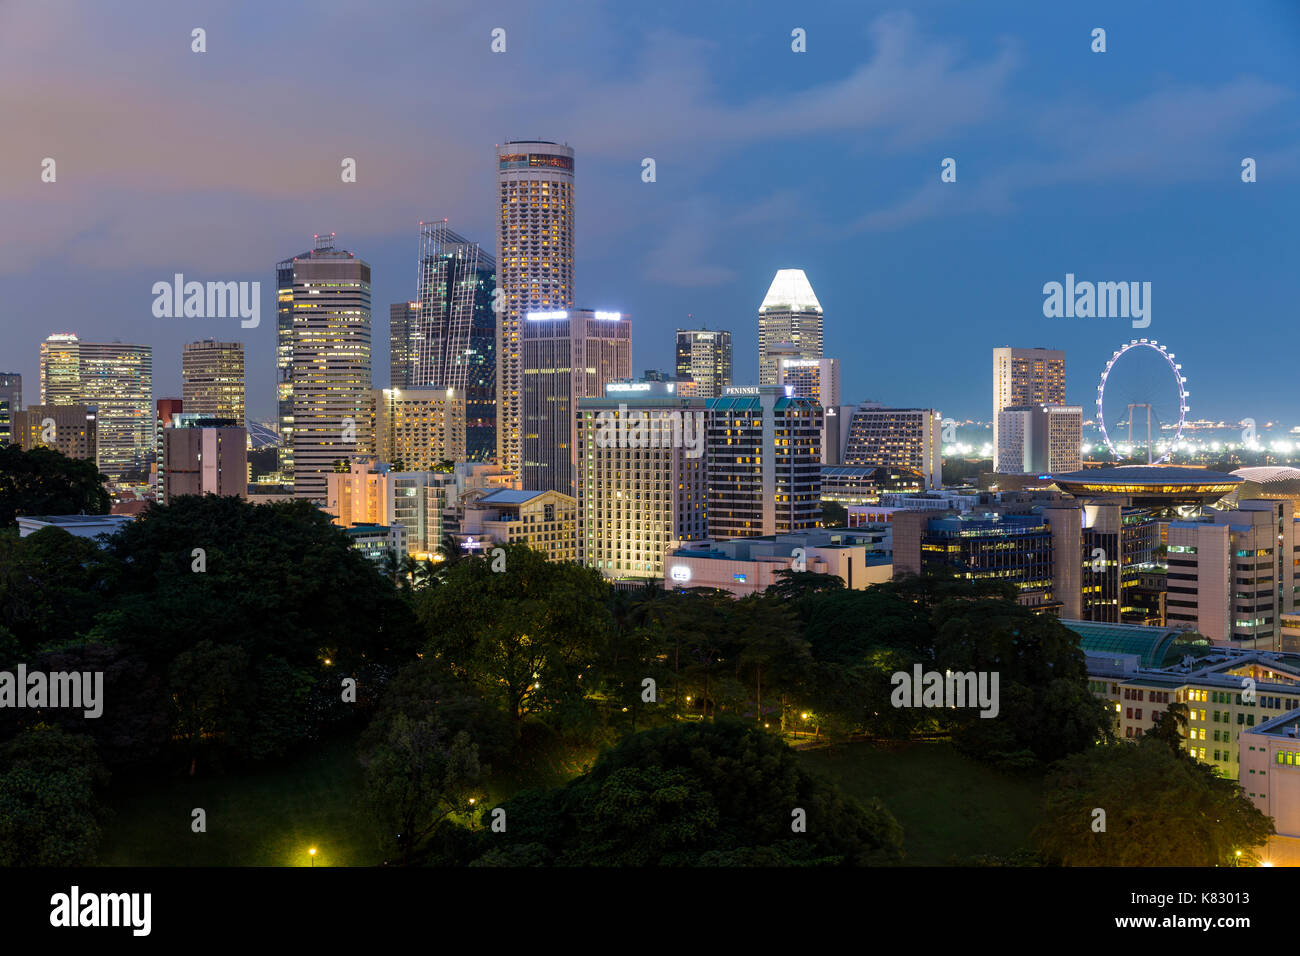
xmin=663 ymin=527 xmax=892 ymax=596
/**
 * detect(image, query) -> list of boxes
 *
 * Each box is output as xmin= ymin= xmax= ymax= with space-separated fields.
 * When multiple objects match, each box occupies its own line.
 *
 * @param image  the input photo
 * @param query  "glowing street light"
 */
xmin=309 ymin=847 xmax=317 ymax=867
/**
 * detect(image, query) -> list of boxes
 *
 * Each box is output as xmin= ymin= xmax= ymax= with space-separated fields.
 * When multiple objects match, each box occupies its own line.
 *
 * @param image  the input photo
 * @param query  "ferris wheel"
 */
xmin=1096 ymin=339 xmax=1189 ymax=464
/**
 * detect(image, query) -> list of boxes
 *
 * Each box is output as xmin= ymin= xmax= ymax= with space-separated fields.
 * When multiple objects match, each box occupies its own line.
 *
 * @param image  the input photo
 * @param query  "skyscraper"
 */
xmin=277 ymin=235 xmax=372 ymax=502
xmin=675 ymin=329 xmax=732 ymax=398
xmin=522 ymin=309 xmax=631 ymax=495
xmin=39 ymin=333 xmax=80 ymax=406
xmin=389 ymin=301 xmax=417 ymax=388
xmin=992 ymin=347 xmax=1066 ymax=473
xmin=414 ymin=221 xmax=497 ymax=460
xmin=758 ymin=270 xmax=823 ymax=386
xmin=0 ymin=373 xmax=21 ymax=414
xmin=496 ymin=141 xmax=575 ymax=477
xmin=706 ymin=385 xmax=822 ymax=539
xmin=39 ymin=334 xmax=153 ymax=481
xmin=996 ymin=404 xmax=1083 ymax=475
xmin=182 ymin=339 xmax=245 ymax=422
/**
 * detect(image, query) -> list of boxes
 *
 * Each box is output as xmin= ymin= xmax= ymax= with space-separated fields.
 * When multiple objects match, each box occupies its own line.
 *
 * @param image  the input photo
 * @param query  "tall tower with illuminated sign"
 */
xmin=496 ymin=141 xmax=575 ymax=478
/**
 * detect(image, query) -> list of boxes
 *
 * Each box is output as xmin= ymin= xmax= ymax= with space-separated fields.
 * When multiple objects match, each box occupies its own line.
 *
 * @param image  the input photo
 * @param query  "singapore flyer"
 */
xmin=1096 ymin=339 xmax=1190 ymax=465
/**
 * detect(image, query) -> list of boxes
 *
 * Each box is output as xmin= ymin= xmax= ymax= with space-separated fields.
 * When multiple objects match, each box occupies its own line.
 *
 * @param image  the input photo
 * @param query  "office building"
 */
xmin=496 ymin=141 xmax=576 ymax=477
xmin=992 ymin=347 xmax=1066 ymax=473
xmin=0 ymin=373 xmax=20 ymax=414
xmin=39 ymin=333 xmax=80 ymax=406
xmin=1166 ymin=500 xmax=1299 ymax=647
xmin=758 ymin=270 xmax=823 ymax=386
xmin=706 ymin=385 xmax=822 ymax=539
xmin=844 ymin=405 xmax=943 ymax=490
xmin=576 ymin=384 xmax=708 ymax=581
xmin=675 ymin=329 xmax=731 ymax=398
xmin=371 ymin=387 xmax=465 ymax=472
xmin=389 ymin=301 xmax=417 ymax=388
xmin=276 ymin=235 xmax=372 ymax=502
xmin=996 ymin=404 xmax=1083 ymax=475
xmin=182 ymin=340 xmax=245 ymax=422
xmin=13 ymin=404 xmax=97 ymax=460
xmin=522 ymin=309 xmax=632 ymax=494
xmin=412 ymin=221 xmax=497 ymax=460
xmin=161 ymin=414 xmax=247 ymax=503
xmin=39 ymin=335 xmax=153 ymax=481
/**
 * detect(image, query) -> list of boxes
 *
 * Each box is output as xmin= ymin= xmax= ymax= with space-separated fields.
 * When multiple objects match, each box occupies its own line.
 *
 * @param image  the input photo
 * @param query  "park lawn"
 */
xmin=798 ymin=740 xmax=1044 ymax=865
xmin=99 ymin=733 xmax=382 ymax=867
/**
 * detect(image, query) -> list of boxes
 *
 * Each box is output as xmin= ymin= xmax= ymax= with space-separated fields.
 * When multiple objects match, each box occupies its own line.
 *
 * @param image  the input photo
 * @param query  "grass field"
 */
xmin=100 ymin=732 xmax=1041 ymax=866
xmin=99 ymin=733 xmax=381 ymax=867
xmin=798 ymin=740 xmax=1044 ymax=865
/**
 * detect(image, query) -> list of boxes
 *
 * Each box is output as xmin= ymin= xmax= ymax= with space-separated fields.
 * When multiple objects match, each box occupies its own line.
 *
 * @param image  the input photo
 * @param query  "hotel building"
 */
xmin=992 ymin=347 xmax=1066 ymax=474
xmin=706 ymin=385 xmax=822 ymax=539
xmin=674 ymin=329 xmax=732 ymax=398
xmin=575 ymin=382 xmax=708 ymax=581
xmin=496 ymin=141 xmax=576 ymax=477
xmin=844 ymin=405 xmax=943 ymax=490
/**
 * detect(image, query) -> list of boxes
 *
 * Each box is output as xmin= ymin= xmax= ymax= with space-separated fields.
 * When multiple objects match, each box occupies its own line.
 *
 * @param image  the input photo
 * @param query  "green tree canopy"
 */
xmin=1034 ymin=737 xmax=1274 ymax=866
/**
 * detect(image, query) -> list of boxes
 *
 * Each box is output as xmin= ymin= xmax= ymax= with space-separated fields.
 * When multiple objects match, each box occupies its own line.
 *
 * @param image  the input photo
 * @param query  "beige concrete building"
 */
xmin=992 ymin=347 xmax=1065 ymax=474
xmin=160 ymin=416 xmax=247 ymax=502
xmin=664 ymin=529 xmax=892 ymax=597
xmin=371 ymin=387 xmax=465 ymax=471
xmin=13 ymin=404 xmax=97 ymax=461
xmin=459 ymin=488 xmax=577 ymax=563
xmin=575 ymin=389 xmax=708 ymax=581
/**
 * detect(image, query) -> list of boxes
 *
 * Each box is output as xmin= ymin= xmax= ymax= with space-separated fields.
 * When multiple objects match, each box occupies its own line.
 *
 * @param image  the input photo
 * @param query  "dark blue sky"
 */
xmin=2 ymin=0 xmax=1297 ymax=423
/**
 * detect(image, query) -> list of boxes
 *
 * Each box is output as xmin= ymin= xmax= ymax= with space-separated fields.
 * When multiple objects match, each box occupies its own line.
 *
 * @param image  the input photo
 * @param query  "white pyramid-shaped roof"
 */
xmin=759 ymin=269 xmax=822 ymax=313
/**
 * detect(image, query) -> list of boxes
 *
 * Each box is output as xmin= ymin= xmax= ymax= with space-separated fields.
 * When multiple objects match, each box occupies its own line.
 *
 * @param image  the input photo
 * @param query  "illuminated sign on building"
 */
xmin=669 ymin=565 xmax=692 ymax=582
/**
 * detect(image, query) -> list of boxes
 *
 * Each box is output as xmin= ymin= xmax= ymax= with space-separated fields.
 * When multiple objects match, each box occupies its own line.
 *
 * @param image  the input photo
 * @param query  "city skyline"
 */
xmin=4 ymin=1 xmax=1297 ymax=425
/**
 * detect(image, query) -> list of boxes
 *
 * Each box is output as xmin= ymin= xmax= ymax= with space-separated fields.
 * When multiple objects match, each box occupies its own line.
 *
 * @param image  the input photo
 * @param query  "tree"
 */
xmin=361 ymin=716 xmax=483 ymax=865
xmin=473 ymin=721 xmax=904 ymax=866
xmin=1034 ymin=737 xmax=1274 ymax=866
xmin=0 ymin=726 xmax=110 ymax=866
xmin=0 ymin=445 xmax=110 ymax=528
xmin=417 ymin=544 xmax=613 ymax=726
xmin=0 ymin=527 xmax=110 ymax=662
xmin=820 ymin=500 xmax=848 ymax=527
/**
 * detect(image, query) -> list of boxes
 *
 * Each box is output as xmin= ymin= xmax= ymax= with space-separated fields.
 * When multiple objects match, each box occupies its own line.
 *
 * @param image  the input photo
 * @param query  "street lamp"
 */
xmin=309 ymin=847 xmax=317 ymax=867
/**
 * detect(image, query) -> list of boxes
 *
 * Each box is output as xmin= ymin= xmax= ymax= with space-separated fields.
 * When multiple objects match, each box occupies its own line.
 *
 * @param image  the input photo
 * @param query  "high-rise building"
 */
xmin=371 ymin=387 xmax=466 ymax=472
xmin=277 ymin=235 xmax=372 ymax=502
xmin=182 ymin=340 xmax=245 ymax=422
xmin=992 ymin=347 xmax=1066 ymax=473
xmin=997 ymin=404 xmax=1083 ymax=475
xmin=778 ymin=357 xmax=840 ymax=405
xmin=0 ymin=373 xmax=21 ymax=414
xmin=13 ymin=404 xmax=96 ymax=460
xmin=844 ymin=405 xmax=943 ymax=490
xmin=496 ymin=141 xmax=576 ymax=477
xmin=161 ymin=414 xmax=247 ymax=503
xmin=675 ymin=329 xmax=732 ymax=398
xmin=39 ymin=333 xmax=81 ymax=406
xmin=779 ymin=358 xmax=843 ymax=465
xmin=39 ymin=335 xmax=153 ymax=481
xmin=522 ymin=309 xmax=632 ymax=494
xmin=758 ymin=270 xmax=823 ymax=386
xmin=413 ymin=222 xmax=497 ymax=460
xmin=389 ymin=301 xmax=417 ymax=388
xmin=1167 ymin=500 xmax=1298 ymax=647
xmin=576 ymin=384 xmax=708 ymax=580
xmin=706 ymin=385 xmax=822 ymax=539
